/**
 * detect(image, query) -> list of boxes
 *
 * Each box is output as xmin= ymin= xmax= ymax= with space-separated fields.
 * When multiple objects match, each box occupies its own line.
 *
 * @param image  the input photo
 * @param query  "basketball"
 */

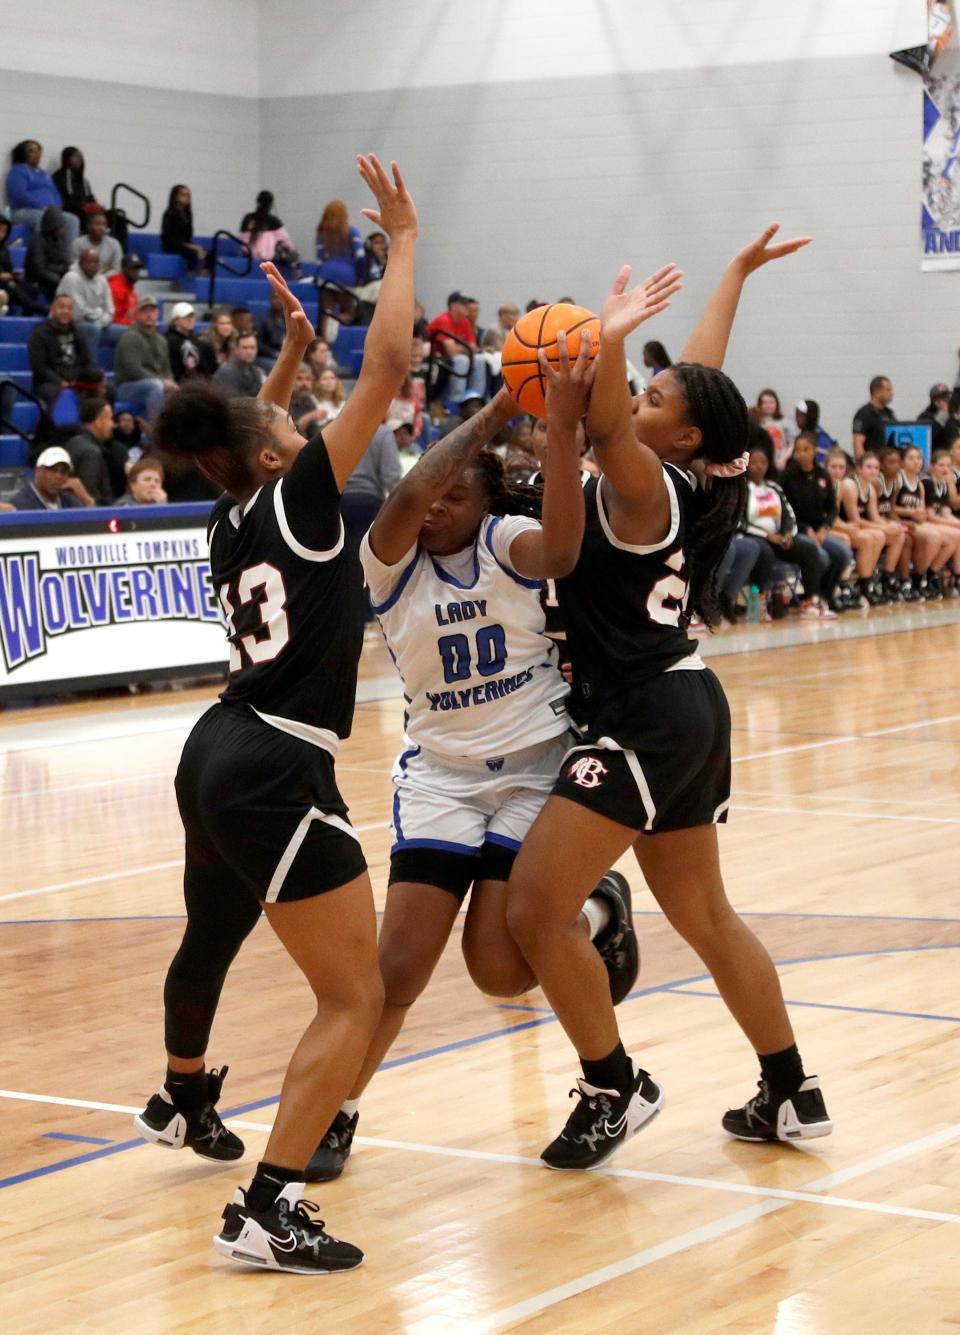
xmin=501 ymin=302 xmax=601 ymax=418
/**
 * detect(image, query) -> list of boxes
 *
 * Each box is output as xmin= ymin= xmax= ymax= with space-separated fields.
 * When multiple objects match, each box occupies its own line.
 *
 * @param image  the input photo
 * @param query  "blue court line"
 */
xmin=665 ymin=988 xmax=960 ymax=1026
xmin=42 ymin=1131 xmax=115 ymax=1146
xmin=498 ymin=1003 xmax=554 ymax=1014
xmin=0 ymin=1137 xmax=143 ymax=1190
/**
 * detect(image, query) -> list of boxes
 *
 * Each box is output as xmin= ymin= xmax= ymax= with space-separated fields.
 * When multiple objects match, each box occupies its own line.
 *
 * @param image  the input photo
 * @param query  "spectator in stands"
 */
xmin=6 ymin=141 xmax=80 ymax=245
xmin=161 ymin=184 xmax=206 ymax=272
xmin=304 ymin=336 xmax=335 ymax=381
xmin=166 ymin=302 xmax=217 ymax=381
xmin=437 ymin=390 xmax=485 ymax=440
xmin=8 ymin=445 xmax=92 ymax=510
xmin=199 ymin=310 xmax=235 ymax=366
xmin=69 ymin=209 xmax=122 ymax=277
xmin=239 ymin=190 xmax=295 ymax=264
xmin=56 ymin=249 xmax=116 ymax=360
xmin=213 ymin=332 xmax=265 ymax=398
xmin=827 ymin=447 xmax=885 ymax=605
xmin=412 ymin=299 xmax=428 ymax=340
xmin=782 ymin=432 xmax=850 ymax=611
xmin=426 ymin=291 xmax=487 ymax=401
xmin=25 ymin=207 xmax=70 ymax=300
xmin=114 ymin=295 xmax=176 ymax=421
xmin=63 ymin=396 xmax=116 ymax=505
xmin=27 ymin=294 xmax=99 ymax=406
xmin=756 ymin=387 xmax=796 ymax=470
xmin=114 ymin=456 xmax=168 ymax=506
xmin=388 ymin=371 xmax=424 ymax=442
xmin=256 ymin=289 xmax=286 ymax=363
xmin=794 ymin=398 xmax=835 ymax=463
xmin=852 ymin=376 xmax=896 ymax=461
xmin=108 ymin=253 xmax=143 ymax=326
xmin=289 ymin=363 xmax=320 ymax=436
xmin=642 ymin=340 xmax=672 ymax=379
xmin=230 ymin=306 xmax=255 ymax=339
xmin=52 ymin=146 xmax=96 ymax=224
xmin=481 ymin=303 xmax=520 ymax=354
xmin=392 ymin=419 xmax=420 ymax=474
xmin=341 ymin=422 xmax=402 ymax=628
xmin=918 ymin=383 xmax=959 ymax=452
xmin=357 ymin=230 xmax=388 ymax=300
xmin=111 ymin=409 xmax=142 ymax=458
xmin=315 ymin=200 xmax=364 ymax=284
xmin=0 ymin=216 xmax=47 ymax=315
xmin=304 ymin=366 xmax=346 ymax=426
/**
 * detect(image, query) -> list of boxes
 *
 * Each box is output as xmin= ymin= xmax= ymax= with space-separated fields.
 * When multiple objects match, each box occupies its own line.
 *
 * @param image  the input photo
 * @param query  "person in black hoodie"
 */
xmin=166 ymin=302 xmax=217 ymax=381
xmin=52 ymin=147 xmax=97 ymax=222
xmin=0 ymin=216 xmax=47 ymax=315
xmin=781 ymin=431 xmax=851 ymax=609
xmin=26 ymin=207 xmax=70 ymax=299
xmin=161 ymin=184 xmax=207 ymax=271
xmin=27 ymin=292 xmax=100 ymax=406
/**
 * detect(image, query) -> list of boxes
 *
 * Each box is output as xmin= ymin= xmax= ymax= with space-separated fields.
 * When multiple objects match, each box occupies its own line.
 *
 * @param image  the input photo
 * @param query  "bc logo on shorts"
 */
xmin=566 ymin=757 xmax=608 ymax=789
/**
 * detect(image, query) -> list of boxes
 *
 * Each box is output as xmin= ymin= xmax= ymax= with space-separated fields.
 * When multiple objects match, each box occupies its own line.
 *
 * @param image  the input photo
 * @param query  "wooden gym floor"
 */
xmin=1 ymin=610 xmax=959 ymax=1333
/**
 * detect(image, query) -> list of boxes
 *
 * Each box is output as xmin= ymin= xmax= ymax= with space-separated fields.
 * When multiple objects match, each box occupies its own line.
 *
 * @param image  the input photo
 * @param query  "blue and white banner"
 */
xmin=922 ymin=69 xmax=960 ymax=267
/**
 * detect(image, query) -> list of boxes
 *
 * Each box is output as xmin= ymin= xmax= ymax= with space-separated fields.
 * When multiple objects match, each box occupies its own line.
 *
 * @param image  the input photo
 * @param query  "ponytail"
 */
xmin=152 ymin=383 xmax=274 ymax=496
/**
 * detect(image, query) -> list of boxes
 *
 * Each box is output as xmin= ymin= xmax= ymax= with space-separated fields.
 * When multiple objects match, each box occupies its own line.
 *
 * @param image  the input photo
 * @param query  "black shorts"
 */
xmin=552 ymin=668 xmax=731 ymax=835
xmin=388 ymin=841 xmax=518 ymax=903
xmin=175 ymin=704 xmax=367 ymax=905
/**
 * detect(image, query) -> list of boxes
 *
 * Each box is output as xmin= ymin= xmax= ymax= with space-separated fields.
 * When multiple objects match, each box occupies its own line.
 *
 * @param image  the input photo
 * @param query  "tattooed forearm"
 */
xmin=412 ymin=391 xmax=515 ymax=497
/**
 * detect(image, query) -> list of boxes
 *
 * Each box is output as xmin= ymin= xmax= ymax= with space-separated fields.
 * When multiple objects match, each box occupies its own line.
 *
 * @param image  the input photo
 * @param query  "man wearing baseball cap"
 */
xmin=166 ymin=301 xmax=217 ymax=382
xmin=918 ymin=383 xmax=959 ymax=452
xmin=8 ymin=446 xmax=93 ymax=511
xmin=108 ymin=253 xmax=144 ymax=326
xmin=425 ymin=290 xmax=488 ymax=402
xmin=114 ymin=294 xmax=177 ymax=420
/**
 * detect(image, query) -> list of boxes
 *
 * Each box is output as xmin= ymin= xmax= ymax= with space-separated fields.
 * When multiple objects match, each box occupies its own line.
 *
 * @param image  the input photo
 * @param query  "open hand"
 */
xmin=732 ymin=223 xmax=811 ymax=276
xmin=540 ymin=328 xmax=597 ymax=427
xmin=599 ymin=263 xmax=683 ymax=344
xmin=261 ymin=261 xmax=315 ymax=348
xmin=357 ymin=155 xmax=418 ymax=241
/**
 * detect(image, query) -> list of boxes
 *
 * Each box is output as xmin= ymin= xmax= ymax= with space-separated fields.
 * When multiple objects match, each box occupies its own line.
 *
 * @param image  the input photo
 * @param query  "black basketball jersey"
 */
xmin=896 ymin=471 xmax=924 ymax=512
xmin=556 ymin=464 xmax=700 ymax=723
xmin=208 ymin=434 xmax=363 ymax=748
xmin=855 ymin=478 xmax=872 ymax=519
xmin=923 ymin=474 xmax=949 ymax=513
xmin=877 ymin=474 xmax=896 ymax=518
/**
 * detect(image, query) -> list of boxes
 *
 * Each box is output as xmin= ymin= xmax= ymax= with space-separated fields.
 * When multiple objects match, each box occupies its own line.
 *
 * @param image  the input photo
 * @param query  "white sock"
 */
xmin=580 ymin=895 xmax=611 ymax=941
xmin=341 ymin=1099 xmax=360 ymax=1118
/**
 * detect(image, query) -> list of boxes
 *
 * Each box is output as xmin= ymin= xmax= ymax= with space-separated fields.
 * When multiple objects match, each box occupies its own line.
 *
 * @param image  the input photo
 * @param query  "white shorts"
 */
xmin=391 ymin=731 xmax=574 ymax=858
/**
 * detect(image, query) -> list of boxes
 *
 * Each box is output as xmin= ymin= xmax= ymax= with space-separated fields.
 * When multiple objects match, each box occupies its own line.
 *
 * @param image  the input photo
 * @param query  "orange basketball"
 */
xmin=501 ymin=303 xmax=601 ymax=419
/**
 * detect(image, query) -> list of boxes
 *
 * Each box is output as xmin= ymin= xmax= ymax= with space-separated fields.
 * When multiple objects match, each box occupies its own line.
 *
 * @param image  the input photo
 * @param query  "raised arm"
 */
xmin=368 ymin=387 xmax=517 ymax=565
xmin=258 ymin=261 xmax=314 ymax=411
xmin=681 ymin=223 xmax=811 ymax=368
xmin=323 ymin=155 xmax=418 ymax=488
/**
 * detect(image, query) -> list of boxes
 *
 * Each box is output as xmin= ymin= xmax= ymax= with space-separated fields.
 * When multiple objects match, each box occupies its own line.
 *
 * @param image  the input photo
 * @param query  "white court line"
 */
xmin=0 ymin=821 xmax=391 ymax=905
xmin=2 ymin=1089 xmax=957 ymax=1228
xmin=731 ymin=802 xmax=960 ymax=827
xmin=732 ymin=710 xmax=960 ymax=764
xmin=0 ymin=771 xmax=173 ymax=801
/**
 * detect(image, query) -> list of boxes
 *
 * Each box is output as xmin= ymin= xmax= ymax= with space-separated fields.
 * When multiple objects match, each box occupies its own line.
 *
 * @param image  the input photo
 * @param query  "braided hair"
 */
xmin=152 ymin=382 xmax=275 ymax=496
xmin=468 ymin=449 xmax=544 ymax=520
xmin=671 ymin=362 xmax=749 ymax=629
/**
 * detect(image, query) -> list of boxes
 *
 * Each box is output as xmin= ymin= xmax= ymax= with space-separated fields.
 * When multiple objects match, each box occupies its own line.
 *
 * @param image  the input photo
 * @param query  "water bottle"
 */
xmin=746 ymin=585 xmax=761 ymax=624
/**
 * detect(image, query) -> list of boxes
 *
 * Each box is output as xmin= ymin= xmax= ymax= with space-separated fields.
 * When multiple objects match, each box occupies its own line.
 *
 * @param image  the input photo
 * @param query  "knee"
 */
xmin=462 ymin=939 xmax=535 ymax=997
xmin=505 ymin=884 xmax=553 ymax=955
xmin=664 ymin=892 xmax=737 ymax=951
xmin=377 ymin=944 xmax=432 ymax=1010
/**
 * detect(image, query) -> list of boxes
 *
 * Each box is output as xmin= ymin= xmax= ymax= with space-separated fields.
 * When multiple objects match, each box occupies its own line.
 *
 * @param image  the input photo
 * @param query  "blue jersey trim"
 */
xmin=391 ymin=837 xmax=482 ymax=856
xmin=483 ymin=832 xmax=522 ymax=852
xmin=371 ymin=549 xmax=421 ymax=615
xmin=391 ymin=744 xmax=420 ymax=842
xmin=430 ymin=543 xmax=481 ymax=590
xmin=485 ymin=514 xmax=544 ymax=590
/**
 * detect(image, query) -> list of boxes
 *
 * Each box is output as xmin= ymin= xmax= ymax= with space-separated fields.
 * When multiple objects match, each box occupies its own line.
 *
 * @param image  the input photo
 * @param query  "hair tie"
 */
xmin=706 ymin=451 xmax=749 ymax=479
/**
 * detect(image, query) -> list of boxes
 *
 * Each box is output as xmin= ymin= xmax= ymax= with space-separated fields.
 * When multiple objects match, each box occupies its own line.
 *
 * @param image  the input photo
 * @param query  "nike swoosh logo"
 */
xmin=603 ymin=1112 xmax=627 ymax=1136
xmin=266 ymin=1230 xmax=298 ymax=1252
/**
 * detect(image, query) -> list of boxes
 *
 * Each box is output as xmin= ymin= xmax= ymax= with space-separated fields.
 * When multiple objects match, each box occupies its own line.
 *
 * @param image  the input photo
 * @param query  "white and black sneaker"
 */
xmin=541 ymin=1062 xmax=663 ymax=1170
xmin=306 ymin=1110 xmax=359 ymax=1182
xmin=133 ymin=1066 xmax=244 ymax=1161
xmin=214 ymin=1182 xmax=363 ymax=1274
xmin=591 ymin=872 xmax=640 ymax=1006
xmin=722 ymin=1076 xmax=833 ymax=1142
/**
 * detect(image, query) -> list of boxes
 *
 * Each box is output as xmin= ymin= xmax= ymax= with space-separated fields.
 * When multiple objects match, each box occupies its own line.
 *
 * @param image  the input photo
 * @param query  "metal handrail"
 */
xmin=109 ymin=182 xmax=151 ymax=230
xmin=207 ymin=230 xmax=253 ymax=313
xmin=427 ymin=329 xmax=476 ymax=395
xmin=0 ymin=379 xmax=44 ymax=443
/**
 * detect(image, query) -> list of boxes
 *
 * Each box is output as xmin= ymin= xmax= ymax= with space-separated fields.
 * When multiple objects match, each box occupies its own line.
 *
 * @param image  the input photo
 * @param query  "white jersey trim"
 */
xmin=596 ymin=469 xmax=681 ymax=555
xmin=251 ymin=707 xmax=340 ymax=755
xmin=265 ymin=805 xmax=359 ymax=903
xmin=274 ymin=478 xmax=345 ymax=562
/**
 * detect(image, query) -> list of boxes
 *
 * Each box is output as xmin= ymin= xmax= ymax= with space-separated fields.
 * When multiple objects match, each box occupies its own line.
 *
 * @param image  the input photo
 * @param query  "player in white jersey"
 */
xmin=307 ymin=338 xmax=640 ymax=1181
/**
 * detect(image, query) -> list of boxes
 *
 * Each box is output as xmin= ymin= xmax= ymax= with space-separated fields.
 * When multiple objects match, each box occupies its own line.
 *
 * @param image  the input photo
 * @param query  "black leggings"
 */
xmin=751 ymin=534 xmax=824 ymax=600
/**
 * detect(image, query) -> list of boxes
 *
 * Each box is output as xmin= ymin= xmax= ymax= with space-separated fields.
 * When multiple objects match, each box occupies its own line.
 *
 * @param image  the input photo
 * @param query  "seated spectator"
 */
xmin=52 ymin=146 xmax=96 ymax=223
xmin=304 ymin=336 xmax=335 ymax=381
xmin=213 ymin=332 xmax=265 ymax=398
xmin=108 ymin=253 xmax=144 ymax=326
xmin=69 ymin=209 xmax=122 ymax=277
xmin=166 ymin=302 xmax=217 ymax=381
xmin=357 ymin=231 xmax=388 ymax=301
xmin=230 ymin=306 xmax=255 ymax=339
xmin=289 ymin=363 xmax=320 ymax=436
xmin=114 ymin=295 xmax=177 ymax=421
xmin=0 ymin=216 xmax=47 ymax=315
xmin=426 ymin=291 xmax=487 ymax=401
xmin=239 ymin=190 xmax=295 ymax=263
xmin=114 ymin=456 xmax=168 ymax=506
xmin=306 ymin=366 xmax=347 ymax=426
xmin=894 ymin=443 xmax=954 ymax=598
xmin=64 ymin=396 xmax=115 ymax=505
xmin=852 ymin=376 xmax=896 ymax=461
xmin=436 ymin=390 xmax=484 ymax=439
xmin=391 ymin=419 xmax=421 ymax=474
xmin=756 ymin=387 xmax=796 ymax=470
xmin=481 ymin=303 xmax=520 ymax=354
xmin=26 ymin=207 xmax=70 ymax=299
xmin=8 ymin=445 xmax=92 ymax=510
xmin=851 ymin=450 xmax=909 ymax=601
xmin=6 ymin=140 xmax=80 ymax=245
xmin=256 ymin=289 xmax=286 ymax=363
xmin=794 ymin=399 xmax=836 ymax=464
xmin=642 ymin=340 xmax=672 ymax=379
xmin=199 ymin=310 xmax=236 ymax=366
xmin=161 ymin=184 xmax=206 ymax=272
xmin=27 ymin=294 xmax=100 ymax=406
xmin=782 ymin=432 xmax=850 ymax=612
xmin=921 ymin=449 xmax=960 ymax=593
xmin=315 ymin=200 xmax=364 ymax=284
xmin=826 ymin=447 xmax=885 ymax=606
xmin=111 ymin=409 xmax=142 ymax=459
xmin=878 ymin=445 xmax=922 ymax=602
xmin=387 ymin=373 xmax=424 ymax=442
xmin=56 ymin=249 xmax=116 ymax=359
xmin=508 ymin=417 xmax=534 ymax=455
xmin=412 ymin=299 xmax=428 ymax=340
xmin=918 ymin=383 xmax=959 ymax=452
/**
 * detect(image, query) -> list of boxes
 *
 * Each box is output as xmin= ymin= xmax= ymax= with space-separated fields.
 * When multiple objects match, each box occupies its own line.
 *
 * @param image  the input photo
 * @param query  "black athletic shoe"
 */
xmin=722 ymin=1075 xmax=833 ymax=1143
xmin=541 ymin=1063 xmax=663 ymax=1170
xmin=133 ymin=1066 xmax=244 ymax=1161
xmin=306 ymin=1110 xmax=359 ymax=1182
xmin=214 ymin=1182 xmax=363 ymax=1274
xmin=900 ymin=580 xmax=922 ymax=603
xmin=590 ymin=872 xmax=640 ymax=1006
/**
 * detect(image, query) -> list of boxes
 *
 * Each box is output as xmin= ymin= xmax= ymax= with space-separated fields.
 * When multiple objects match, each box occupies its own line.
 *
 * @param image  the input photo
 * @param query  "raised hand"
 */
xmin=357 ymin=154 xmax=418 ymax=242
xmin=731 ymin=223 xmax=812 ymax=276
xmin=599 ymin=263 xmax=683 ymax=344
xmin=540 ymin=329 xmax=597 ymax=427
xmin=261 ymin=261 xmax=314 ymax=348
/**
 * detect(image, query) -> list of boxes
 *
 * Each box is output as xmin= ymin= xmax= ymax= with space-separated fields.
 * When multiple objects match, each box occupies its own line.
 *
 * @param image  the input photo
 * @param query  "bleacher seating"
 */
xmin=0 ymin=346 xmax=31 ymax=372
xmin=0 ymin=437 xmax=29 ymax=467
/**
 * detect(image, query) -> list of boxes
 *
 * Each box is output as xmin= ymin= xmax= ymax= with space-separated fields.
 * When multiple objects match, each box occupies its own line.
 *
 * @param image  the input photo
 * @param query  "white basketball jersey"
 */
xmin=360 ymin=514 xmax=571 ymax=759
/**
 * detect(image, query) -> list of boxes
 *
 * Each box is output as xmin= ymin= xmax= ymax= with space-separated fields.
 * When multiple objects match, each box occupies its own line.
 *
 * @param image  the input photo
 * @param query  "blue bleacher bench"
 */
xmin=0 ymin=317 xmax=42 ymax=343
xmin=0 ymin=437 xmax=29 ymax=467
xmin=0 ymin=346 xmax=30 ymax=372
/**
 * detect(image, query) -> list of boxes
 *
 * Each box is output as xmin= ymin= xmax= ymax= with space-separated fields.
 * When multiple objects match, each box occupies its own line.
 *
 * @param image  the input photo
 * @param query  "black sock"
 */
xmin=759 ymin=1044 xmax=805 ymax=1097
xmin=581 ymin=1041 xmax=633 ymax=1094
xmin=245 ymin=1160 xmax=306 ymax=1213
xmin=164 ymin=1066 xmax=207 ymax=1111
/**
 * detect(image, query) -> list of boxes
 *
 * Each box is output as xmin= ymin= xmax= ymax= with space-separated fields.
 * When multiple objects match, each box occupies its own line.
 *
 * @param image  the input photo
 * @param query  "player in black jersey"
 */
xmin=895 ymin=445 xmax=955 ymax=599
xmin=132 ymin=154 xmax=418 ymax=1275
xmin=923 ymin=450 xmax=960 ymax=594
xmin=851 ymin=450 xmax=908 ymax=601
xmin=506 ymin=226 xmax=833 ymax=1169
